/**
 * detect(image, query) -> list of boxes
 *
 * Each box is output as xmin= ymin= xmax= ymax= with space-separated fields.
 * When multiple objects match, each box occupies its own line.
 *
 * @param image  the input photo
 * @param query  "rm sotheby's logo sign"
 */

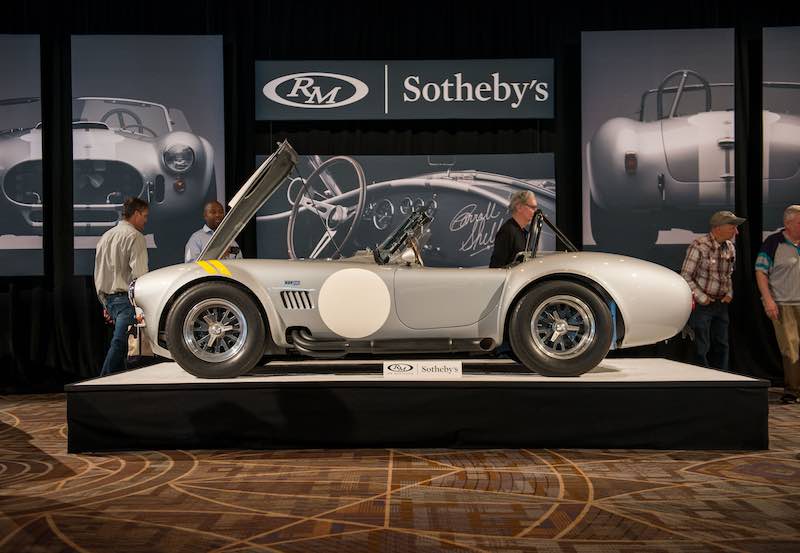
xmin=383 ymin=360 xmax=463 ymax=379
xmin=262 ymin=72 xmax=370 ymax=109
xmin=386 ymin=363 xmax=414 ymax=373
xmin=256 ymin=59 xmax=553 ymax=120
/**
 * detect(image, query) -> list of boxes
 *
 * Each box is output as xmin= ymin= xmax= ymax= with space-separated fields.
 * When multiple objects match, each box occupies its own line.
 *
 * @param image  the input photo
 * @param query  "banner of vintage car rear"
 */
xmin=762 ymin=27 xmax=800 ymax=238
xmin=255 ymin=59 xmax=553 ymax=120
xmin=255 ymin=153 xmax=556 ymax=267
xmin=581 ymin=28 xmax=735 ymax=270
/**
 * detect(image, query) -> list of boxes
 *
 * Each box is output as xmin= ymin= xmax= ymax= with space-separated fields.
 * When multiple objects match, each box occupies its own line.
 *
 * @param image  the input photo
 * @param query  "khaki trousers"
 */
xmin=772 ymin=304 xmax=800 ymax=396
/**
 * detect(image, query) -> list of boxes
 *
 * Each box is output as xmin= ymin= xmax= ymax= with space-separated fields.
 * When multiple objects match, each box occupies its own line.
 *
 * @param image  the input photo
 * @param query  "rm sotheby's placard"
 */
xmin=383 ymin=360 xmax=463 ymax=379
xmin=256 ymin=59 xmax=553 ymax=120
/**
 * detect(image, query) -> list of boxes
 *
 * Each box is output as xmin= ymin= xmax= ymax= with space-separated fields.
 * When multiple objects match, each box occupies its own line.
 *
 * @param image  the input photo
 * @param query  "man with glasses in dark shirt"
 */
xmin=489 ymin=190 xmax=538 ymax=268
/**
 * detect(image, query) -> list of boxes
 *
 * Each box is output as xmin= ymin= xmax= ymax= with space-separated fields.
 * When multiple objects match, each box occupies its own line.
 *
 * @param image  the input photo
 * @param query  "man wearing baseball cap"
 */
xmin=680 ymin=210 xmax=746 ymax=370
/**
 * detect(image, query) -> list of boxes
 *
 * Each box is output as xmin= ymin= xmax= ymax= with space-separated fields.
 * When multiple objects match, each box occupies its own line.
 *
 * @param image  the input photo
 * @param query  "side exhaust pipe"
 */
xmin=288 ymin=328 xmax=494 ymax=359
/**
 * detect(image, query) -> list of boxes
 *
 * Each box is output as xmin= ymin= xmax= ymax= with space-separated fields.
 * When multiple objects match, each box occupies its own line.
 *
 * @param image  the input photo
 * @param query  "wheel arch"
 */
xmin=502 ymin=273 xmax=625 ymax=349
xmin=157 ymin=276 xmax=277 ymax=354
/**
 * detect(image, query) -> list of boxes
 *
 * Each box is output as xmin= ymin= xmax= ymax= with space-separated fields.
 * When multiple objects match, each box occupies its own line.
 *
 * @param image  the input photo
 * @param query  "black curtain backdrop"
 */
xmin=1 ymin=0 xmax=799 ymax=392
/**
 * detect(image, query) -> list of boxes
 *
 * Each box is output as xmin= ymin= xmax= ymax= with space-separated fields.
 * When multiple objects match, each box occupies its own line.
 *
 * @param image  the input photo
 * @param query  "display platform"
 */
xmin=65 ymin=358 xmax=769 ymax=452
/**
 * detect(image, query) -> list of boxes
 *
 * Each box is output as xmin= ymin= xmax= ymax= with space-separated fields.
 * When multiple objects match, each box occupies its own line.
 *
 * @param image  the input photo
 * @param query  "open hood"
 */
xmin=199 ymin=140 xmax=298 ymax=261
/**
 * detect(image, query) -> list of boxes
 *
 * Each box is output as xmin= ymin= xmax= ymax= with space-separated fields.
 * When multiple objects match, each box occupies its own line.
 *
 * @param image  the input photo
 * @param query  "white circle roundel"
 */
xmin=318 ymin=268 xmax=391 ymax=339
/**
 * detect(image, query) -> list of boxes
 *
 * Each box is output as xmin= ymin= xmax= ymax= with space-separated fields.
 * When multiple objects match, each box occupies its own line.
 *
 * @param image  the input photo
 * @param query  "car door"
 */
xmin=661 ymin=111 xmax=734 ymax=205
xmin=393 ymin=265 xmax=506 ymax=330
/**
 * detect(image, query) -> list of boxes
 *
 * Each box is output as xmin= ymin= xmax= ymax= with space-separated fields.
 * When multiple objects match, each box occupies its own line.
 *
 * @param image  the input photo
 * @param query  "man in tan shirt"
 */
xmin=94 ymin=197 xmax=149 ymax=376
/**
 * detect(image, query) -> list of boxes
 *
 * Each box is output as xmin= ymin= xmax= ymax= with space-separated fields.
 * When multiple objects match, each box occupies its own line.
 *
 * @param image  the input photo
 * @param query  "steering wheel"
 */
xmin=286 ymin=156 xmax=367 ymax=259
xmin=100 ymin=108 xmax=151 ymax=133
xmin=119 ymin=123 xmax=158 ymax=138
xmin=656 ymin=69 xmax=712 ymax=120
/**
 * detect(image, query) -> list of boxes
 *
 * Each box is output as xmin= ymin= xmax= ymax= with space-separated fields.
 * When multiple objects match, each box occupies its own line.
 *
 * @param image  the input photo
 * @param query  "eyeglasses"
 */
xmin=523 ymin=203 xmax=537 ymax=210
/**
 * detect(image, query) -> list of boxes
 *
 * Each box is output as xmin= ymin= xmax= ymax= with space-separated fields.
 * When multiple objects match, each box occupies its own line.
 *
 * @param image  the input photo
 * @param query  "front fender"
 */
xmin=133 ymin=259 xmax=283 ymax=358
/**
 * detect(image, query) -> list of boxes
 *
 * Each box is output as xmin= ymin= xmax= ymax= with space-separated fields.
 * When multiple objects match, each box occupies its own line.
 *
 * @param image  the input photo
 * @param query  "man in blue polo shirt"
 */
xmin=756 ymin=205 xmax=800 ymax=404
xmin=185 ymin=200 xmax=243 ymax=263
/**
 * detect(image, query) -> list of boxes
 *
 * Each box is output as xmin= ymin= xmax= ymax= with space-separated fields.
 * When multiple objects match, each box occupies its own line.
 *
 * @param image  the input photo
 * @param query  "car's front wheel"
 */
xmin=166 ymin=281 xmax=265 ymax=378
xmin=509 ymin=281 xmax=612 ymax=377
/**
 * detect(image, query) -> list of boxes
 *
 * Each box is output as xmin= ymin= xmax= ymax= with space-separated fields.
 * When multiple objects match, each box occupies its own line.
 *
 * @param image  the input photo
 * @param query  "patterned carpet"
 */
xmin=0 ymin=392 xmax=799 ymax=552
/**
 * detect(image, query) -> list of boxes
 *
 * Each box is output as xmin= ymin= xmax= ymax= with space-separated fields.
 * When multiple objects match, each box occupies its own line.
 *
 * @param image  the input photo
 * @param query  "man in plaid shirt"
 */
xmin=680 ymin=210 xmax=746 ymax=370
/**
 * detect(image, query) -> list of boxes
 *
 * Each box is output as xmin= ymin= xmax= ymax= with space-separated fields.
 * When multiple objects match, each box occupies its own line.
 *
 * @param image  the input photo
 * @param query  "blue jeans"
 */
xmin=687 ymin=301 xmax=729 ymax=371
xmin=100 ymin=293 xmax=136 ymax=376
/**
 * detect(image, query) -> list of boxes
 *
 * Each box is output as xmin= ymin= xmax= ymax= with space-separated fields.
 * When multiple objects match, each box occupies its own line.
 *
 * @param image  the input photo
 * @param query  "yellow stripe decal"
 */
xmin=208 ymin=259 xmax=232 ymax=277
xmin=196 ymin=261 xmax=217 ymax=275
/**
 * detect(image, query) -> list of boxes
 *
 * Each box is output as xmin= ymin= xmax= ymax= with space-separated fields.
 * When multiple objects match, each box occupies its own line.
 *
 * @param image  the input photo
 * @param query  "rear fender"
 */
xmin=500 ymin=272 xmax=625 ymax=348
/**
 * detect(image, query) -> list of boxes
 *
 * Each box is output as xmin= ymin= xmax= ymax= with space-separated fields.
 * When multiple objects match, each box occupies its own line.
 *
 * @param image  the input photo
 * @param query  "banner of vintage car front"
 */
xmin=70 ymin=35 xmax=226 ymax=275
xmin=0 ymin=35 xmax=42 ymax=276
xmin=255 ymin=59 xmax=553 ymax=120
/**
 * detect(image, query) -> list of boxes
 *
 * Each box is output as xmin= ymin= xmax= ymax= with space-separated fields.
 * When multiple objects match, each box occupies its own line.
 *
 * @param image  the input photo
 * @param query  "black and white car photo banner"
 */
xmin=71 ymin=35 xmax=225 ymax=274
xmin=762 ymin=26 xmax=800 ymax=238
xmin=581 ymin=29 xmax=735 ymax=270
xmin=0 ymin=35 xmax=43 ymax=276
xmin=255 ymin=153 xmax=556 ymax=268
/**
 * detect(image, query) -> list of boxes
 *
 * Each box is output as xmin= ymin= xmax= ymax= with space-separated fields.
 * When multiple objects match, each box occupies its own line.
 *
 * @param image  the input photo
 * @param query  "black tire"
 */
xmin=590 ymin=197 xmax=658 ymax=253
xmin=509 ymin=281 xmax=613 ymax=377
xmin=166 ymin=281 xmax=265 ymax=378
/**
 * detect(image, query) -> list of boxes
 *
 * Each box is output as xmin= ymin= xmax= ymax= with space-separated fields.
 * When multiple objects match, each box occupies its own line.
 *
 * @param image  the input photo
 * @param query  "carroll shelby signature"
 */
xmin=449 ymin=202 xmax=505 ymax=256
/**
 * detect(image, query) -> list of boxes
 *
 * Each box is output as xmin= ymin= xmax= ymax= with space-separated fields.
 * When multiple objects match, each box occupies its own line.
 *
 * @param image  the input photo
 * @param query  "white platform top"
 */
xmin=72 ymin=358 xmax=763 ymax=387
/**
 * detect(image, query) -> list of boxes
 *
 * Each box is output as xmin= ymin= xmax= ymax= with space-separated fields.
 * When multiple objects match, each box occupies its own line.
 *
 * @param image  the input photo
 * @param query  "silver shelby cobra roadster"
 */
xmin=130 ymin=141 xmax=692 ymax=378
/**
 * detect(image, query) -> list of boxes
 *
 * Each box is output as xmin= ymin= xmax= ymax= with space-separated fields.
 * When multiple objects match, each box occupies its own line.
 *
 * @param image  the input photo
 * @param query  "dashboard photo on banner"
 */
xmin=255 ymin=153 xmax=555 ymax=267
xmin=0 ymin=35 xmax=42 ymax=276
xmin=763 ymin=27 xmax=800 ymax=237
xmin=582 ymin=29 xmax=735 ymax=270
xmin=71 ymin=35 xmax=225 ymax=275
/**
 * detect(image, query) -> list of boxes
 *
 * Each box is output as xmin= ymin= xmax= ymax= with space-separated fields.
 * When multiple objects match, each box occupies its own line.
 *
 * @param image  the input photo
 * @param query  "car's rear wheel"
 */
xmin=166 ymin=281 xmax=265 ymax=378
xmin=509 ymin=281 xmax=612 ymax=377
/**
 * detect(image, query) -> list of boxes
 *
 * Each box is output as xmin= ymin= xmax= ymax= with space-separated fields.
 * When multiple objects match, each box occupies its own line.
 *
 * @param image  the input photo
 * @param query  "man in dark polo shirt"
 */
xmin=489 ymin=190 xmax=538 ymax=268
xmin=756 ymin=204 xmax=800 ymax=404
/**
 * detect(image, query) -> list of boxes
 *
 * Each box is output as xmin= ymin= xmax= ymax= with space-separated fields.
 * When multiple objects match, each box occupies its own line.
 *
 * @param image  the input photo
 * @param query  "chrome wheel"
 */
xmin=182 ymin=298 xmax=248 ymax=363
xmin=530 ymin=295 xmax=596 ymax=360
